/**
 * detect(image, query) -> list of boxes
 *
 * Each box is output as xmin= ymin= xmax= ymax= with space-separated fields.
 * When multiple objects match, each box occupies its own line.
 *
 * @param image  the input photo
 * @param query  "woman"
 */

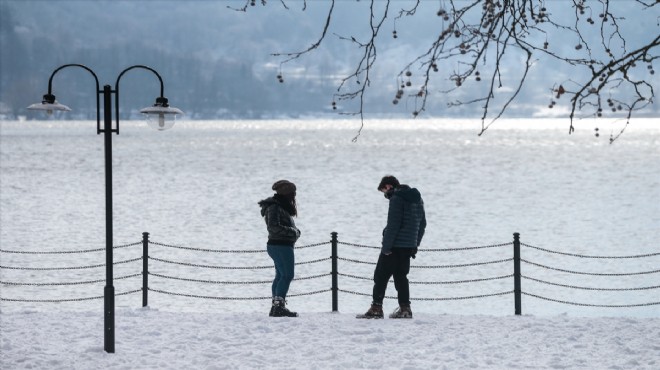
xmin=258 ymin=179 xmax=301 ymax=317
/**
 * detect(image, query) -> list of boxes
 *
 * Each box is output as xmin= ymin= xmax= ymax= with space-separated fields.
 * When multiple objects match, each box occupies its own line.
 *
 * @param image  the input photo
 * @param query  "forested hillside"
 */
xmin=1 ymin=1 xmax=657 ymax=120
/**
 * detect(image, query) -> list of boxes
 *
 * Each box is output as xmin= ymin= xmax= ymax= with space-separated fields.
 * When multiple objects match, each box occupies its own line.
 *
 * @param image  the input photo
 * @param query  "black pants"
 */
xmin=372 ymin=248 xmax=416 ymax=305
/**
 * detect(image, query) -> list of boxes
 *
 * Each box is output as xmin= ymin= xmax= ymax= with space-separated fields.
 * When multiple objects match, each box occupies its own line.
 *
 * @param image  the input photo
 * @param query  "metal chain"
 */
xmin=293 ymin=272 xmax=332 ymax=281
xmin=0 ymin=241 xmax=142 ymax=255
xmin=114 ymin=241 xmax=143 ymax=249
xmin=0 ymin=273 xmax=141 ymax=286
xmin=0 ymin=289 xmax=142 ymax=303
xmin=150 ymin=240 xmax=331 ymax=253
xmin=296 ymin=257 xmax=332 ymax=265
xmin=336 ymin=257 xmax=377 ymax=265
xmin=412 ymin=258 xmax=514 ymax=269
xmin=295 ymin=241 xmax=332 ymax=249
xmin=336 ymin=273 xmax=372 ymax=281
xmin=522 ymin=275 xmax=660 ymax=291
xmin=411 ymin=274 xmax=513 ymax=285
xmin=337 ymin=272 xmax=513 ymax=285
xmin=419 ymin=242 xmax=513 ymax=251
xmin=148 ymin=287 xmax=330 ymax=300
xmin=150 ymin=256 xmax=272 ymax=269
xmin=522 ymin=292 xmax=660 ymax=308
xmin=148 ymin=272 xmax=331 ymax=285
xmin=521 ymin=258 xmax=660 ymax=276
xmin=149 ymin=256 xmax=330 ymax=270
xmin=0 ymin=257 xmax=142 ymax=271
xmin=150 ymin=241 xmax=263 ymax=253
xmin=338 ymin=289 xmax=514 ymax=301
xmin=149 ymin=272 xmax=273 ymax=284
xmin=336 ymin=257 xmax=513 ymax=268
xmin=337 ymin=241 xmax=512 ymax=251
xmin=520 ymin=242 xmax=660 ymax=259
xmin=288 ymin=289 xmax=333 ymax=297
xmin=337 ymin=242 xmax=380 ymax=249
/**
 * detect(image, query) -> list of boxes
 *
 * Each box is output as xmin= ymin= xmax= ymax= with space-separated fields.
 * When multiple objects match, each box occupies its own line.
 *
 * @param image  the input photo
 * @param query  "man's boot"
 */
xmin=389 ymin=304 xmax=413 ymax=319
xmin=356 ymin=302 xmax=384 ymax=319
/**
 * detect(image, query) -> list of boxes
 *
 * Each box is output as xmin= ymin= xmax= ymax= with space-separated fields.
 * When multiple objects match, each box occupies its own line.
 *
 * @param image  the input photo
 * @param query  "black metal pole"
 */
xmin=35 ymin=63 xmax=176 ymax=354
xmin=142 ymin=232 xmax=149 ymax=307
xmin=103 ymin=84 xmax=115 ymax=353
xmin=513 ymin=232 xmax=521 ymax=316
xmin=331 ymin=231 xmax=338 ymax=312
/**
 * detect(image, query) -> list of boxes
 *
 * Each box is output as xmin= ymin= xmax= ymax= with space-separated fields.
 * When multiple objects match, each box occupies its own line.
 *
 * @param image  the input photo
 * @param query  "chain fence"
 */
xmin=0 ymin=240 xmax=143 ymax=302
xmin=1 ymin=232 xmax=659 ymax=314
xmin=519 ymin=240 xmax=660 ymax=309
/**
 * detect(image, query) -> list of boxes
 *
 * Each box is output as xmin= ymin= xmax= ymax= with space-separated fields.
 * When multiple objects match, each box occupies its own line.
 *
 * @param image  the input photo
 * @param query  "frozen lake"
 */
xmin=1 ymin=118 xmax=658 ymax=317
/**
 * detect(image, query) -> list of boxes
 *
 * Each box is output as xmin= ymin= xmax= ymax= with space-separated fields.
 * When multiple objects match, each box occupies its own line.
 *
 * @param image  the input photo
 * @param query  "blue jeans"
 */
xmin=267 ymin=244 xmax=295 ymax=299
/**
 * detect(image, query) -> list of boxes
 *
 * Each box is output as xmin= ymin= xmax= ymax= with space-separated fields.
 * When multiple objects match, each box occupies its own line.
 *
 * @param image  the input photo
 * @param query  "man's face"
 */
xmin=379 ymin=184 xmax=394 ymax=198
xmin=379 ymin=184 xmax=393 ymax=193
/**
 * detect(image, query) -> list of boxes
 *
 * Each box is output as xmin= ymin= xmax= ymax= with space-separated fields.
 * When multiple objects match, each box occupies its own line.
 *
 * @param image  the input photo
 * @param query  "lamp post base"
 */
xmin=104 ymin=285 xmax=115 ymax=353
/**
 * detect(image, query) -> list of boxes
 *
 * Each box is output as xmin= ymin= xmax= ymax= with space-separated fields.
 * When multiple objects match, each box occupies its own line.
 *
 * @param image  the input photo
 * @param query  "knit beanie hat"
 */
xmin=272 ymin=180 xmax=296 ymax=195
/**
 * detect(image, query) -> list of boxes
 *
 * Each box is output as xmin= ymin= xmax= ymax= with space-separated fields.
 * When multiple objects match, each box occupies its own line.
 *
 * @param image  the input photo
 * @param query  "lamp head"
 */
xmin=140 ymin=96 xmax=183 ymax=131
xmin=27 ymin=94 xmax=72 ymax=116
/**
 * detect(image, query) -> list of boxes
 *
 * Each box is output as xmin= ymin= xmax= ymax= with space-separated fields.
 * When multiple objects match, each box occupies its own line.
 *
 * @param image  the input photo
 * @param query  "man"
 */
xmin=357 ymin=175 xmax=427 ymax=319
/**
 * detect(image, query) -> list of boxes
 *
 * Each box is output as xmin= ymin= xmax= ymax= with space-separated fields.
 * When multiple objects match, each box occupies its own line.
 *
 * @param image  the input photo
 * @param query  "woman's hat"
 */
xmin=272 ymin=180 xmax=296 ymax=195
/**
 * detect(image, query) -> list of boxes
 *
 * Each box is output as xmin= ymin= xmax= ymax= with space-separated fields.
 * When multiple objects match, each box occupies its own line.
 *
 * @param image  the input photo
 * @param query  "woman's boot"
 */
xmin=271 ymin=296 xmax=298 ymax=317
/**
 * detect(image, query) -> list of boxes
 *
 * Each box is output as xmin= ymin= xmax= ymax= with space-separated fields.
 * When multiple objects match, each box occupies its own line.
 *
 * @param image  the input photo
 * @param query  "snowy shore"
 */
xmin=1 ymin=308 xmax=659 ymax=369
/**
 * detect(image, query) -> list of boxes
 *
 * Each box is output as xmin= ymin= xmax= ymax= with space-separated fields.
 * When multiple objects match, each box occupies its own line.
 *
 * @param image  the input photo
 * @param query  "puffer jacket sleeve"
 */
xmin=381 ymin=195 xmax=404 ymax=254
xmin=417 ymin=201 xmax=427 ymax=246
xmin=265 ymin=204 xmax=300 ymax=240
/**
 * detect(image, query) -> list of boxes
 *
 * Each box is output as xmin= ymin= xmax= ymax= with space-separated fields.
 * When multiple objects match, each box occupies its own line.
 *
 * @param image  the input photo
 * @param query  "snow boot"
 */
xmin=271 ymin=297 xmax=298 ymax=317
xmin=389 ymin=304 xmax=413 ymax=319
xmin=269 ymin=298 xmax=275 ymax=317
xmin=356 ymin=302 xmax=384 ymax=319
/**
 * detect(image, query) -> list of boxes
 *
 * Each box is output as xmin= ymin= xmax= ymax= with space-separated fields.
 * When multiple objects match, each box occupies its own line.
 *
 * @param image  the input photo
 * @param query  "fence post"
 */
xmin=142 ymin=232 xmax=149 ymax=307
xmin=331 ymin=231 xmax=338 ymax=312
xmin=513 ymin=232 xmax=521 ymax=315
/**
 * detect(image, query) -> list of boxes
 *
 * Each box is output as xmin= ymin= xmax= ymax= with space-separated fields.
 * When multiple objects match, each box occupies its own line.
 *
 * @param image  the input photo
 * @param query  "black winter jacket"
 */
xmin=381 ymin=185 xmax=427 ymax=254
xmin=258 ymin=196 xmax=301 ymax=247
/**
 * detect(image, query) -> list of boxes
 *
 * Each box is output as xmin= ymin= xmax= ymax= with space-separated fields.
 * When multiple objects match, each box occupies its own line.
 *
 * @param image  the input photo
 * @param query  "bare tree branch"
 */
xmin=270 ymin=1 xmax=334 ymax=64
xmin=241 ymin=0 xmax=658 ymax=143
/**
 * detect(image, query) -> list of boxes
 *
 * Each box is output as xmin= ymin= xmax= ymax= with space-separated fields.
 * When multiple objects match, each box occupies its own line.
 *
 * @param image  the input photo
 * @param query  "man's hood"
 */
xmin=395 ymin=185 xmax=422 ymax=203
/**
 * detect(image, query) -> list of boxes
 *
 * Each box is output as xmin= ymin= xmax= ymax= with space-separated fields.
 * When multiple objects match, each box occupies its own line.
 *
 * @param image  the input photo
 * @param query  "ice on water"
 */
xmin=1 ymin=118 xmax=658 ymax=318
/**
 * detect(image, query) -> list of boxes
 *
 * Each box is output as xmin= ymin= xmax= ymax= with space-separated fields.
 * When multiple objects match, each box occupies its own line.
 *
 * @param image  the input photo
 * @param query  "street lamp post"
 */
xmin=28 ymin=64 xmax=183 ymax=353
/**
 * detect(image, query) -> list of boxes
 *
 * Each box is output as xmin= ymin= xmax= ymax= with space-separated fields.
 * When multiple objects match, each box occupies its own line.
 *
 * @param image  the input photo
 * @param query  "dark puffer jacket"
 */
xmin=381 ymin=185 xmax=427 ymax=254
xmin=258 ymin=196 xmax=301 ymax=247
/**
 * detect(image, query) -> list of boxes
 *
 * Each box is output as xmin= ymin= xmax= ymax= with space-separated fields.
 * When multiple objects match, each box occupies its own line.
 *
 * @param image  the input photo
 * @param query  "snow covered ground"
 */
xmin=2 ymin=308 xmax=659 ymax=369
xmin=2 ymin=119 xmax=659 ymax=369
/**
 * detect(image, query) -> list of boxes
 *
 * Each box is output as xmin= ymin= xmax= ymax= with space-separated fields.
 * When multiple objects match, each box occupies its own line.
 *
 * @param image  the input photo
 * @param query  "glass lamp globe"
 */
xmin=140 ymin=97 xmax=183 ymax=131
xmin=27 ymin=94 xmax=72 ymax=116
